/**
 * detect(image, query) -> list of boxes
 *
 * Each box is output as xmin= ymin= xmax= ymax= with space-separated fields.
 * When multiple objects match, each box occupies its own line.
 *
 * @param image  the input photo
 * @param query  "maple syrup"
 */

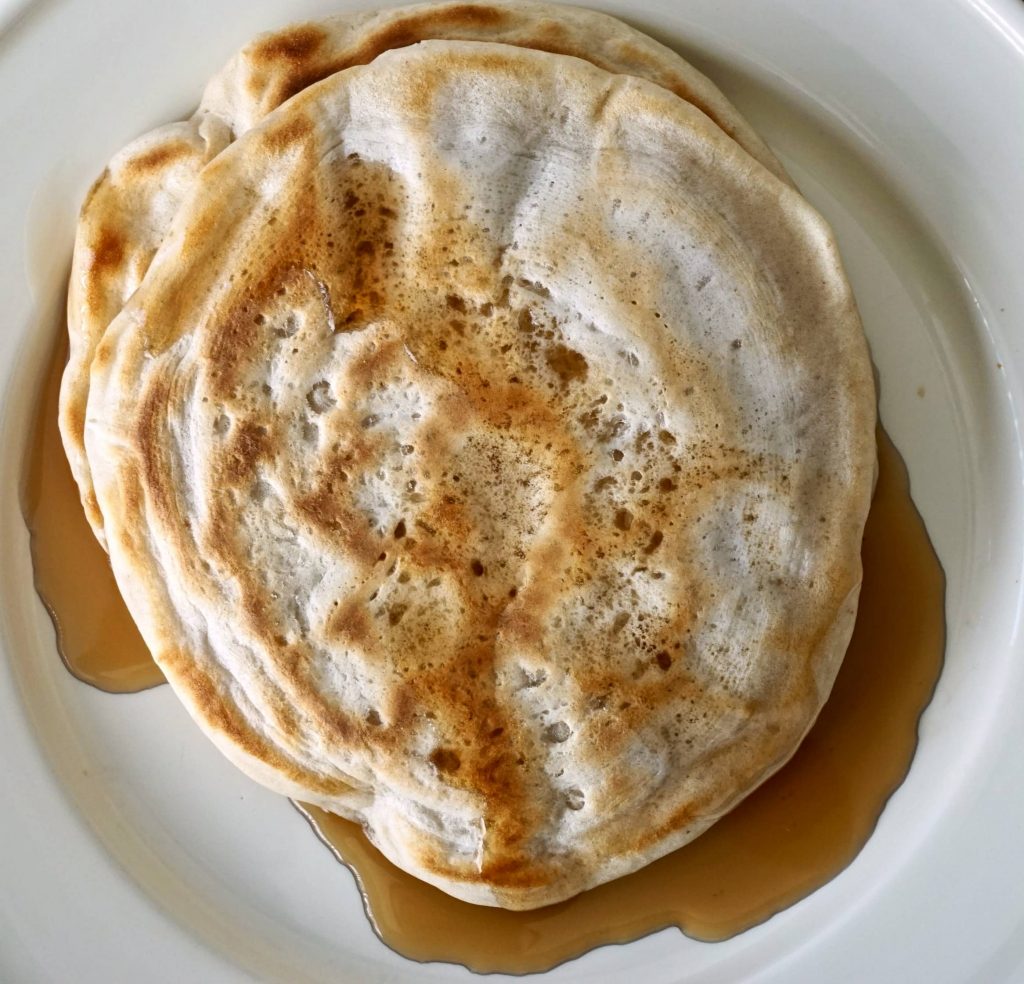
xmin=23 ymin=329 xmax=944 ymax=974
xmin=22 ymin=333 xmax=163 ymax=692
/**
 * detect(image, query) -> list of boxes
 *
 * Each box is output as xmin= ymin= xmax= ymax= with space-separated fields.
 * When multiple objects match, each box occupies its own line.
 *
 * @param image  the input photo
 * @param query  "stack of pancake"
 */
xmin=59 ymin=1 xmax=875 ymax=909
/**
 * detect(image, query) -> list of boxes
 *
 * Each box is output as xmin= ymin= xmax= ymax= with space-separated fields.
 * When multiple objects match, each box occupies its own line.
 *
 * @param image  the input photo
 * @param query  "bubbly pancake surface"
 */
xmin=59 ymin=0 xmax=789 ymax=544
xmin=84 ymin=41 xmax=875 ymax=908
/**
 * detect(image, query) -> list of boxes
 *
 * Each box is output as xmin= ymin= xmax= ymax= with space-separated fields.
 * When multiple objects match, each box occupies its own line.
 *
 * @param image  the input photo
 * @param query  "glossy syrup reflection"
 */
xmin=25 ymin=331 xmax=944 ymax=974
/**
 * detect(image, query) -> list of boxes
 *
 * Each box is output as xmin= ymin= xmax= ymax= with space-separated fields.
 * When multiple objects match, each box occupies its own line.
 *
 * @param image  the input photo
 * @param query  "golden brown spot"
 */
xmin=261 ymin=113 xmax=315 ymax=154
xmin=64 ymin=402 xmax=85 ymax=443
xmin=222 ymin=421 xmax=270 ymax=484
xmin=125 ymin=140 xmax=194 ymax=176
xmin=88 ymin=225 xmax=125 ymax=279
xmin=296 ymin=479 xmax=381 ymax=568
xmin=430 ymin=4 xmax=508 ymax=29
xmin=201 ymin=153 xmax=402 ymax=397
xmin=269 ymin=6 xmax=513 ymax=104
xmin=327 ymin=598 xmax=374 ymax=651
xmin=133 ymin=378 xmax=179 ymax=528
xmin=250 ymin=24 xmax=327 ymax=64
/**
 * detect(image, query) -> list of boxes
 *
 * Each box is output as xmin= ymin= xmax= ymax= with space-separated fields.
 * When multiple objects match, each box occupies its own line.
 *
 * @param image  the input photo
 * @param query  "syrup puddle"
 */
xmin=22 ymin=334 xmax=162 ymax=692
xmin=23 ymin=332 xmax=945 ymax=974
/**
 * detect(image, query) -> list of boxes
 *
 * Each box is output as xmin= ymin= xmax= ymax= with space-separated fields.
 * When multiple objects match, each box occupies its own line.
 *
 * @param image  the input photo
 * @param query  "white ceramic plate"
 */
xmin=2 ymin=1 xmax=1023 ymax=981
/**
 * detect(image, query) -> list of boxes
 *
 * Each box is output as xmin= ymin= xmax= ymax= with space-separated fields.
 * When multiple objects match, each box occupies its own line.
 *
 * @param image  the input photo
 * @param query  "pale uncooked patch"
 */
xmin=83 ymin=41 xmax=875 ymax=908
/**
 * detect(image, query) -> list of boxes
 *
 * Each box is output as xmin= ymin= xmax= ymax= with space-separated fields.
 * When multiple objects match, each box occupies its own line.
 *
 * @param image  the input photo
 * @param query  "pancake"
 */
xmin=83 ymin=40 xmax=875 ymax=909
xmin=59 ymin=0 xmax=789 ymax=544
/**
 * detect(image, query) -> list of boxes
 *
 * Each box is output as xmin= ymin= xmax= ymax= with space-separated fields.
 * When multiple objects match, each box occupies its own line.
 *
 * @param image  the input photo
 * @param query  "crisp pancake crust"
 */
xmin=59 ymin=0 xmax=789 ymax=545
xmin=83 ymin=41 xmax=875 ymax=908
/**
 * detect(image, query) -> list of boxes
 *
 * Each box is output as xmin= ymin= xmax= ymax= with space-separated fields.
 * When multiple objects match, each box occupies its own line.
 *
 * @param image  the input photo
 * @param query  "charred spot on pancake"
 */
xmin=644 ymin=530 xmax=664 ymax=553
xmin=545 ymin=344 xmax=588 ymax=385
xmin=429 ymin=747 xmax=462 ymax=773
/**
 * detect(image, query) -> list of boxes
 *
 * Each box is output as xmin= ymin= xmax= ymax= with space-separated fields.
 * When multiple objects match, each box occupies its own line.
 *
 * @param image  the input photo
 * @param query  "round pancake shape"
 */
xmin=60 ymin=0 xmax=789 ymax=545
xmin=84 ymin=40 xmax=875 ymax=909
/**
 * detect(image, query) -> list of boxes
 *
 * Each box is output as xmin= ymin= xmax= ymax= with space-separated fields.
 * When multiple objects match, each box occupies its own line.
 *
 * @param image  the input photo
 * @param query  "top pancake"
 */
xmin=59 ymin=0 xmax=789 ymax=545
xmin=83 ymin=39 xmax=875 ymax=908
